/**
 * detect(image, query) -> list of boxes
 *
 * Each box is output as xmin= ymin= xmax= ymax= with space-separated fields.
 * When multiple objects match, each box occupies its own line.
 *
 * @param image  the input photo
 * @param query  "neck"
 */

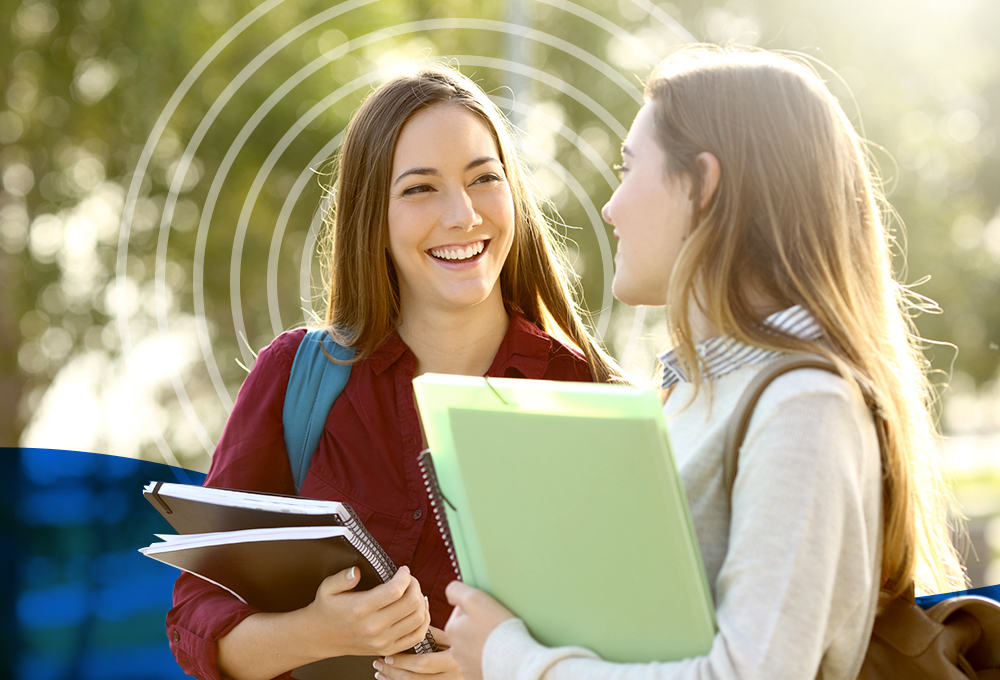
xmin=397 ymin=293 xmax=511 ymax=378
xmin=689 ymin=307 xmax=718 ymax=344
xmin=686 ymin=290 xmax=785 ymax=345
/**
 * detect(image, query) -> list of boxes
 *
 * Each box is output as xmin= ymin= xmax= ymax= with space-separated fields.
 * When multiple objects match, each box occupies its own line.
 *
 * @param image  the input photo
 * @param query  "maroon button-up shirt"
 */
xmin=166 ymin=312 xmax=593 ymax=680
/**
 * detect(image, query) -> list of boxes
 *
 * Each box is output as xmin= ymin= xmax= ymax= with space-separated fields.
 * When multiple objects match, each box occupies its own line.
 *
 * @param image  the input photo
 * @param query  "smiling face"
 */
xmin=603 ymin=104 xmax=695 ymax=307
xmin=387 ymin=104 xmax=515 ymax=320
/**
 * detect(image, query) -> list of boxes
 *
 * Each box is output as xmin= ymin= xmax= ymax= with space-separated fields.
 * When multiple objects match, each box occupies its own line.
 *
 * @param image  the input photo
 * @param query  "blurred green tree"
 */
xmin=2 ymin=0 xmax=998 ymax=468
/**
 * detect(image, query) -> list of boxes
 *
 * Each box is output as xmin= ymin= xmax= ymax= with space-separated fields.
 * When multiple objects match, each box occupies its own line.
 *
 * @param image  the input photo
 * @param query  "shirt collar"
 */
xmin=367 ymin=331 xmax=410 ymax=376
xmin=486 ymin=311 xmax=554 ymax=380
xmin=656 ymin=305 xmax=824 ymax=389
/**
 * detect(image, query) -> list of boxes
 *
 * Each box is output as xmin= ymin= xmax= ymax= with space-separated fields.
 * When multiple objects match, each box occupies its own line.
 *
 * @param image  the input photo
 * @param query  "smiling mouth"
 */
xmin=428 ymin=239 xmax=489 ymax=262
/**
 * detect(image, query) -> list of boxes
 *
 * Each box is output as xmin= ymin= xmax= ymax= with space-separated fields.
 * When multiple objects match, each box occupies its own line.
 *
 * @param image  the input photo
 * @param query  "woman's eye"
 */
xmin=613 ymin=163 xmax=628 ymax=180
xmin=472 ymin=173 xmax=502 ymax=185
xmin=401 ymin=184 xmax=433 ymax=197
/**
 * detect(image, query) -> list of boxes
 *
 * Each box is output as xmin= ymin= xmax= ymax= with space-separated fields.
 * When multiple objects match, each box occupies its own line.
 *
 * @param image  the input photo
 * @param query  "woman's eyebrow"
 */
xmin=393 ymin=166 xmax=439 ymax=186
xmin=465 ymin=156 xmax=501 ymax=171
xmin=392 ymin=156 xmax=501 ymax=187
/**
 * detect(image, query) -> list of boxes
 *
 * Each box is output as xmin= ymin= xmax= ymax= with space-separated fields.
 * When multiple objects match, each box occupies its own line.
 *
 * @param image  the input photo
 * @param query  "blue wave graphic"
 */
xmin=5 ymin=447 xmax=996 ymax=678
xmin=1 ymin=447 xmax=205 ymax=679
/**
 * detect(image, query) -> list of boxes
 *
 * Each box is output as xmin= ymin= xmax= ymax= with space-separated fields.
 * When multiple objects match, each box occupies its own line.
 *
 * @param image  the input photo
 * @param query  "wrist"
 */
xmin=218 ymin=610 xmax=327 ymax=680
xmin=295 ymin=601 xmax=345 ymax=662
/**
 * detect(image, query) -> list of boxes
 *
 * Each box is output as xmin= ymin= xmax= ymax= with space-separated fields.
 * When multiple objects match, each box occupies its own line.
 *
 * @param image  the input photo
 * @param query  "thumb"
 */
xmin=319 ymin=565 xmax=361 ymax=596
xmin=445 ymin=579 xmax=474 ymax=608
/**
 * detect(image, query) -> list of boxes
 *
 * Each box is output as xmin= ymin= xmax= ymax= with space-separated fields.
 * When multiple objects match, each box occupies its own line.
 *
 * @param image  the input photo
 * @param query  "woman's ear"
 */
xmin=695 ymin=152 xmax=721 ymax=210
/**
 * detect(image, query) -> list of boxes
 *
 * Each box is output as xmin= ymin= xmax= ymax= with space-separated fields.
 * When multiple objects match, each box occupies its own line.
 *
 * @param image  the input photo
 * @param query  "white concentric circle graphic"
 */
xmin=117 ymin=1 xmax=694 ymax=466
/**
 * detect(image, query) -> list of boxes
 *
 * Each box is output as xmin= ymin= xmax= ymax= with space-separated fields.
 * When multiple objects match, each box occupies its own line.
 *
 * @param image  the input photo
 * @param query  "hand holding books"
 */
xmin=214 ymin=565 xmax=433 ymax=680
xmin=301 ymin=565 xmax=430 ymax=658
xmin=372 ymin=626 xmax=462 ymax=680
xmin=443 ymin=581 xmax=516 ymax=680
xmin=140 ymin=482 xmax=438 ymax=679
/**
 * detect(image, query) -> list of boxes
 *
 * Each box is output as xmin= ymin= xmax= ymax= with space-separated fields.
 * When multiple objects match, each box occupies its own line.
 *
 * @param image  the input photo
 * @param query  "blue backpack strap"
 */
xmin=282 ymin=329 xmax=355 ymax=494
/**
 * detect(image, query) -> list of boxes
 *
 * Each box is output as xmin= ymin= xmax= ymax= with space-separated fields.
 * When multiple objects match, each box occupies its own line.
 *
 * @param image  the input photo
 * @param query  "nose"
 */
xmin=601 ymin=199 xmax=614 ymax=225
xmin=445 ymin=187 xmax=483 ymax=231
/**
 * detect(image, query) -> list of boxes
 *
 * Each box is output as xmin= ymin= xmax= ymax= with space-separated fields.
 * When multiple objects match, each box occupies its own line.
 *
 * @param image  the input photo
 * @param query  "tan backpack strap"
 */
xmin=722 ymin=353 xmax=846 ymax=504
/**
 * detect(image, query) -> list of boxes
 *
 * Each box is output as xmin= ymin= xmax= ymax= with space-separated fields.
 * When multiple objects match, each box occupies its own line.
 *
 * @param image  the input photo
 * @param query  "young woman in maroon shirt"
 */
xmin=166 ymin=65 xmax=621 ymax=680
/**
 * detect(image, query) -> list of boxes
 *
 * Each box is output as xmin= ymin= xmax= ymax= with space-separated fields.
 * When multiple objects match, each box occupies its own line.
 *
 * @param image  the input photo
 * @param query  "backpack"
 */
xmin=281 ymin=329 xmax=355 ymax=494
xmin=723 ymin=354 xmax=1000 ymax=680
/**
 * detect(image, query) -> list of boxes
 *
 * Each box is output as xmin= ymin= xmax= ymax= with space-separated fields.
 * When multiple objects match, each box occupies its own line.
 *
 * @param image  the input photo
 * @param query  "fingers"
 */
xmin=317 ymin=565 xmax=361 ymax=597
xmin=444 ymin=602 xmax=464 ymax=637
xmin=445 ymin=580 xmax=475 ymax=609
xmin=351 ymin=573 xmax=428 ymax=655
xmin=306 ymin=565 xmax=435 ymax=658
xmin=445 ymin=580 xmax=512 ymax=623
xmin=372 ymin=568 xmax=424 ymax=621
xmin=379 ymin=595 xmax=431 ymax=653
xmin=374 ymin=650 xmax=459 ymax=680
xmin=362 ymin=566 xmax=411 ymax=608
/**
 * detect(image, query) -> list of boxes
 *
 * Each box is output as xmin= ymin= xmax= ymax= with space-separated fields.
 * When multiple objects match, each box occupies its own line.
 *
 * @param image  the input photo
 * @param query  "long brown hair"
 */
xmin=646 ymin=45 xmax=965 ymax=596
xmin=321 ymin=64 xmax=620 ymax=383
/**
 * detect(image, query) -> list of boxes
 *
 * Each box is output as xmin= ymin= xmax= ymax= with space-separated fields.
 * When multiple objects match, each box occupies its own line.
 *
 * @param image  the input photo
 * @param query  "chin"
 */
xmin=440 ymin=290 xmax=494 ymax=311
xmin=612 ymin=281 xmax=641 ymax=307
xmin=440 ymin=278 xmax=504 ymax=307
xmin=612 ymin=282 xmax=663 ymax=308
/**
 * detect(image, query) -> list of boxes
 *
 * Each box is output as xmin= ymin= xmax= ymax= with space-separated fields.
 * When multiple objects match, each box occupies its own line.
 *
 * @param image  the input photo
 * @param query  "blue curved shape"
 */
xmin=916 ymin=582 xmax=1000 ymax=609
xmin=2 ymin=447 xmax=205 ymax=679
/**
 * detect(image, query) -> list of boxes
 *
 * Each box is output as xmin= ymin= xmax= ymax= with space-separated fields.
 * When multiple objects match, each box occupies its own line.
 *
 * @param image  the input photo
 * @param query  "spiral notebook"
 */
xmin=141 ymin=482 xmax=437 ymax=678
xmin=412 ymin=375 xmax=715 ymax=663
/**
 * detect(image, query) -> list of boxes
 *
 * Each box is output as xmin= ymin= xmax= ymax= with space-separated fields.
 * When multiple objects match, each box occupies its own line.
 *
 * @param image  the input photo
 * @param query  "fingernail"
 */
xmin=385 ymin=656 xmax=394 ymax=665
xmin=372 ymin=660 xmax=381 ymax=671
xmin=375 ymin=673 xmax=386 ymax=680
xmin=424 ymin=596 xmax=429 ymax=610
xmin=400 ymin=565 xmax=410 ymax=574
xmin=347 ymin=567 xmax=356 ymax=580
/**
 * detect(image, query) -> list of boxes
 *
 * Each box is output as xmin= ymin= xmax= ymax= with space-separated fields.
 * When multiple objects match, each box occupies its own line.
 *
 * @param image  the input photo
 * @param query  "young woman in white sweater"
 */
xmin=413 ymin=45 xmax=968 ymax=680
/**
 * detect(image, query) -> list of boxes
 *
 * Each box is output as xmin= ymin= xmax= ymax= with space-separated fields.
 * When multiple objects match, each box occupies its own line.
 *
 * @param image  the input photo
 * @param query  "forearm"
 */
xmin=217 ymin=566 xmax=431 ymax=680
xmin=482 ymin=619 xmax=616 ymax=680
xmin=217 ymin=608 xmax=326 ymax=680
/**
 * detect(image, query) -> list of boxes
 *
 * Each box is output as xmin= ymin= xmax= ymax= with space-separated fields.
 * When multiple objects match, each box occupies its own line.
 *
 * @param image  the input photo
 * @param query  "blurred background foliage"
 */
xmin=2 ymin=0 xmax=999 ymax=584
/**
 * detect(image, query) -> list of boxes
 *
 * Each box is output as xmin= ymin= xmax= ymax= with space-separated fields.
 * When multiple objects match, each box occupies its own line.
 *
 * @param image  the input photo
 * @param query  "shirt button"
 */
xmin=412 ymin=509 xmax=422 ymax=520
xmin=172 ymin=630 xmax=180 ymax=642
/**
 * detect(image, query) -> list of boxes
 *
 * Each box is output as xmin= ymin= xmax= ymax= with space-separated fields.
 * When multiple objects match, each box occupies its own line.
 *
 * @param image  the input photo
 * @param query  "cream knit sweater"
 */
xmin=481 ymin=359 xmax=883 ymax=680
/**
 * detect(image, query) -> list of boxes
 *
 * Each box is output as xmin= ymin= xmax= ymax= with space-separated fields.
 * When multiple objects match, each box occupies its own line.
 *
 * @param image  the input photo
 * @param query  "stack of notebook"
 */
xmin=141 ymin=482 xmax=437 ymax=678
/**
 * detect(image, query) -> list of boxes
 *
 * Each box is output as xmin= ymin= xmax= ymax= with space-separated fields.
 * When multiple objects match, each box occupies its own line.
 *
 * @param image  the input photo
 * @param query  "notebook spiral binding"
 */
xmin=340 ymin=504 xmax=439 ymax=654
xmin=417 ymin=450 xmax=462 ymax=582
xmin=340 ymin=505 xmax=395 ymax=581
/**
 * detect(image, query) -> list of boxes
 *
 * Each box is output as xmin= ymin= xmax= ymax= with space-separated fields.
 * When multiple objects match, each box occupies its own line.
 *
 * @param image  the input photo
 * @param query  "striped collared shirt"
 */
xmin=657 ymin=305 xmax=824 ymax=389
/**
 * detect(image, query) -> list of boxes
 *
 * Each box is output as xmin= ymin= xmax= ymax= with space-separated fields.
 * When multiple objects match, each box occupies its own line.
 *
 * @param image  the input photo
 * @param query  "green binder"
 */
xmin=412 ymin=375 xmax=715 ymax=663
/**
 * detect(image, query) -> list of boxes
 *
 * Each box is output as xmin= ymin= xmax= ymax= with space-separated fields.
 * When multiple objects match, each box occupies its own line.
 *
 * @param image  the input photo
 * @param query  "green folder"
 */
xmin=412 ymin=375 xmax=715 ymax=663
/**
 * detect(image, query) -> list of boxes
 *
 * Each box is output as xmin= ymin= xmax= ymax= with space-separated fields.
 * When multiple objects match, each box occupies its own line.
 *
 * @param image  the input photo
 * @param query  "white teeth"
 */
xmin=431 ymin=241 xmax=484 ymax=261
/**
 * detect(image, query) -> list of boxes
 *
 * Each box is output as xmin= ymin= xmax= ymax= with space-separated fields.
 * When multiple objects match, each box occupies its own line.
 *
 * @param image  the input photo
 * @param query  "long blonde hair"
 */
xmin=321 ymin=64 xmax=620 ymax=384
xmin=646 ymin=45 xmax=965 ymax=596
